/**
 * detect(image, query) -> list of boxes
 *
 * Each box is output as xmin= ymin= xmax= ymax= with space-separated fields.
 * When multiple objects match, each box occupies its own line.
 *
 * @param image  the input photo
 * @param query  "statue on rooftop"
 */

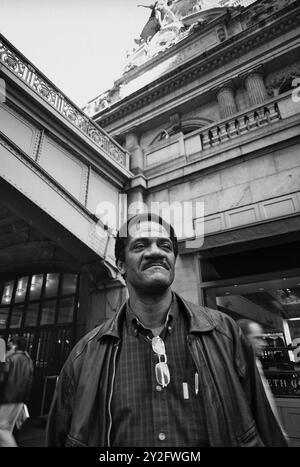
xmin=136 ymin=1 xmax=179 ymax=44
xmin=137 ymin=3 xmax=162 ymax=44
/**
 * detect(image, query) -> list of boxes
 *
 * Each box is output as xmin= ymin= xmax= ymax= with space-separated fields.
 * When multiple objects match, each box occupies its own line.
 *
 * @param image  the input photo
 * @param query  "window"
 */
xmin=9 ymin=305 xmax=24 ymax=328
xmin=0 ymin=307 xmax=9 ymax=329
xmin=25 ymin=303 xmax=39 ymax=327
xmin=14 ymin=277 xmax=28 ymax=304
xmin=58 ymin=297 xmax=75 ymax=324
xmin=1 ymin=281 xmax=13 ymax=305
xmin=29 ymin=275 xmax=43 ymax=301
xmin=0 ymin=273 xmax=79 ymax=331
xmin=40 ymin=300 xmax=56 ymax=326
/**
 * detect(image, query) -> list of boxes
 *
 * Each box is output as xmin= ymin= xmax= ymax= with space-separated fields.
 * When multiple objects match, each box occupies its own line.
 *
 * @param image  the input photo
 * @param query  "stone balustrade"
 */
xmin=145 ymin=92 xmax=298 ymax=169
xmin=200 ymin=102 xmax=281 ymax=150
xmin=0 ymin=34 xmax=129 ymax=170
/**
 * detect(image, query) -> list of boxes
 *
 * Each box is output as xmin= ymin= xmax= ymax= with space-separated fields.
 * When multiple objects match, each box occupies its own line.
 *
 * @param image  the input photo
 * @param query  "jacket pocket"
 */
xmin=65 ymin=434 xmax=88 ymax=447
xmin=237 ymin=423 xmax=264 ymax=447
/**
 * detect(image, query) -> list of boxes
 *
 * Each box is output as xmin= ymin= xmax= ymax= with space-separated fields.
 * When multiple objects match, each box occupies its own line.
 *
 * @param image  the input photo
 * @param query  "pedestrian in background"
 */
xmin=0 ymin=336 xmax=33 ymax=446
xmin=237 ymin=319 xmax=288 ymax=441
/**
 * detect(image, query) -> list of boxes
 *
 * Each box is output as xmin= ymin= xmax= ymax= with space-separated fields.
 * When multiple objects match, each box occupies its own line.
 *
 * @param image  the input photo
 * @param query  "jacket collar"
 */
xmin=96 ymin=291 xmax=215 ymax=341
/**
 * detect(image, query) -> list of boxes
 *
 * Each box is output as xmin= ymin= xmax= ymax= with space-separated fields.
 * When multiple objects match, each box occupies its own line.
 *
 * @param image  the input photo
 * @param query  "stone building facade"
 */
xmin=85 ymin=0 xmax=300 ymax=441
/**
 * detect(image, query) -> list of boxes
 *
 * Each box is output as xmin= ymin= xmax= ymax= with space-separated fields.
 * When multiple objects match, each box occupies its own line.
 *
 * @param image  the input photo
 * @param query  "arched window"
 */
xmin=150 ymin=118 xmax=212 ymax=145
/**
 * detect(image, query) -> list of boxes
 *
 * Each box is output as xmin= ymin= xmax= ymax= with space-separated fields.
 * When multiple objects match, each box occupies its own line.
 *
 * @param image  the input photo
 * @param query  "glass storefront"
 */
xmin=203 ymin=274 xmax=300 ymax=396
xmin=0 ymin=272 xmax=79 ymax=415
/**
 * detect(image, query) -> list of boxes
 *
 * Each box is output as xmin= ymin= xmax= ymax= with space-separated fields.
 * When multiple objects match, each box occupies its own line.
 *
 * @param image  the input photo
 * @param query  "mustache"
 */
xmin=142 ymin=260 xmax=170 ymax=270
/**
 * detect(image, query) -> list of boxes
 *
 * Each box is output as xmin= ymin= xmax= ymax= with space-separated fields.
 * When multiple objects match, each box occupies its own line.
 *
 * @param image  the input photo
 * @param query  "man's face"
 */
xmin=248 ymin=323 xmax=266 ymax=357
xmin=6 ymin=340 xmax=13 ymax=351
xmin=117 ymin=220 xmax=176 ymax=294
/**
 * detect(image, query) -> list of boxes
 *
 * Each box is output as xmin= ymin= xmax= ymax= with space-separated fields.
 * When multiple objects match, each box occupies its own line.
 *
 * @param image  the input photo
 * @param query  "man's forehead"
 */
xmin=128 ymin=220 xmax=170 ymax=239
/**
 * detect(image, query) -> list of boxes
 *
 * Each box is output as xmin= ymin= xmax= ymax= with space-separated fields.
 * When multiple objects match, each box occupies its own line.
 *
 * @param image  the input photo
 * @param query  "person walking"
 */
xmin=0 ymin=336 xmax=33 ymax=446
xmin=237 ymin=319 xmax=288 ymax=441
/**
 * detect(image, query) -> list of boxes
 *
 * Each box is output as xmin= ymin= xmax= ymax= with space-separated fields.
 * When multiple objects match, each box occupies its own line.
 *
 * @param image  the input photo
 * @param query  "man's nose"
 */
xmin=144 ymin=241 xmax=164 ymax=256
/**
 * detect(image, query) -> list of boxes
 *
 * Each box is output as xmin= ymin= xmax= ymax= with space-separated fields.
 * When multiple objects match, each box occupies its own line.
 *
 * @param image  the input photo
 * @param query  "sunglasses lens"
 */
xmin=152 ymin=336 xmax=166 ymax=355
xmin=155 ymin=362 xmax=170 ymax=387
xmin=152 ymin=336 xmax=170 ymax=387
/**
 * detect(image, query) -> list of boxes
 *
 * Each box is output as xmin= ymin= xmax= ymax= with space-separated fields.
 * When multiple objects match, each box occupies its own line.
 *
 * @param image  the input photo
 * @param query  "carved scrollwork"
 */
xmin=0 ymin=44 xmax=25 ymax=77
xmin=109 ymin=145 xmax=125 ymax=165
xmin=32 ymin=76 xmax=58 ymax=107
xmin=4 ymin=53 xmax=17 ymax=69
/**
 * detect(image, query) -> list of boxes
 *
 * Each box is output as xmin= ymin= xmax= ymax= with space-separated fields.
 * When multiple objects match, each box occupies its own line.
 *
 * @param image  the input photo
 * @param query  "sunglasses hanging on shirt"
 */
xmin=152 ymin=336 xmax=170 ymax=388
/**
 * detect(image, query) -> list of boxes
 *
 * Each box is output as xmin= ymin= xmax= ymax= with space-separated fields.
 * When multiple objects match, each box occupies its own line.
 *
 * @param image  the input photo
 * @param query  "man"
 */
xmin=0 ymin=336 xmax=33 ymax=446
xmin=237 ymin=319 xmax=287 ymax=439
xmin=46 ymin=213 xmax=288 ymax=447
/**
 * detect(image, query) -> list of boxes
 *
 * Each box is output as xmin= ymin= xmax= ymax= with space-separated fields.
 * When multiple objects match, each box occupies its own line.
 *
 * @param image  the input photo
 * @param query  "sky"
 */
xmin=0 ymin=0 xmax=151 ymax=108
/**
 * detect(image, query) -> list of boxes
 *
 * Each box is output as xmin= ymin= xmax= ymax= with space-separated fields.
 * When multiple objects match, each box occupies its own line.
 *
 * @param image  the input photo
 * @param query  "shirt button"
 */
xmin=156 ymin=385 xmax=162 ymax=392
xmin=158 ymin=432 xmax=166 ymax=441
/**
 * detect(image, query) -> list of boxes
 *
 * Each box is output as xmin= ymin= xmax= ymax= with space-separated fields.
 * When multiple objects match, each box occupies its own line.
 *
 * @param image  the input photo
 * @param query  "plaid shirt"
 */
xmin=110 ymin=294 xmax=209 ymax=447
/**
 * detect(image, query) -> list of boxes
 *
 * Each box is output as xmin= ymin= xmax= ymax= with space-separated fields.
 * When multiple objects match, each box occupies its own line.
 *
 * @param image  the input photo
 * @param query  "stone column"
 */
xmin=127 ymin=174 xmax=147 ymax=217
xmin=243 ymin=68 xmax=268 ymax=106
xmin=217 ymin=83 xmax=237 ymax=119
xmin=124 ymin=131 xmax=144 ymax=175
xmin=235 ymin=87 xmax=250 ymax=112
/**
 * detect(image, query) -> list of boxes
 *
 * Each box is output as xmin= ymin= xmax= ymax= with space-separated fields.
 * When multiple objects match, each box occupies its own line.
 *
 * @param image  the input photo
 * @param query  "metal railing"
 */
xmin=0 ymin=34 xmax=129 ymax=170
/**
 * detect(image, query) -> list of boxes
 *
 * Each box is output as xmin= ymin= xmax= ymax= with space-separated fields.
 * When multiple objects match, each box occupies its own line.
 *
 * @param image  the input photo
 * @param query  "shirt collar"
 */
xmin=126 ymin=293 xmax=178 ymax=338
xmin=96 ymin=292 xmax=215 ymax=342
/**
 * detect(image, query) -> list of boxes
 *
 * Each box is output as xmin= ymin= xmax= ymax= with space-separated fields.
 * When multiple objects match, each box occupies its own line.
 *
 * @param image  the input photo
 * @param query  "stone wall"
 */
xmin=146 ymin=142 xmax=300 ymax=227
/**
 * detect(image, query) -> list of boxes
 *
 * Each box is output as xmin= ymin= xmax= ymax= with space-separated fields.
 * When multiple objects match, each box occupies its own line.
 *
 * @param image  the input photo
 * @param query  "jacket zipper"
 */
xmin=107 ymin=342 xmax=119 ymax=447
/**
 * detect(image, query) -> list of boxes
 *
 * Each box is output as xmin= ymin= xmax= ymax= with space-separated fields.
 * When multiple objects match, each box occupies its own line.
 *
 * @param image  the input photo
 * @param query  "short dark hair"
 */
xmin=11 ymin=336 xmax=27 ymax=351
xmin=115 ymin=213 xmax=178 ymax=264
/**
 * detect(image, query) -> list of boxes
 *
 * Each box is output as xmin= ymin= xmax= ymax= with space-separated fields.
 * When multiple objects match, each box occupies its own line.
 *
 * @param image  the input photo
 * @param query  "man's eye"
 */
xmin=161 ymin=242 xmax=172 ymax=250
xmin=133 ymin=243 xmax=145 ymax=250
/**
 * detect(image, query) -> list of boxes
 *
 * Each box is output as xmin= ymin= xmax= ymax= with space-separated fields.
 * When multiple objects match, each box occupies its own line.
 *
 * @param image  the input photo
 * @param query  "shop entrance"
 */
xmin=0 ymin=272 xmax=79 ymax=415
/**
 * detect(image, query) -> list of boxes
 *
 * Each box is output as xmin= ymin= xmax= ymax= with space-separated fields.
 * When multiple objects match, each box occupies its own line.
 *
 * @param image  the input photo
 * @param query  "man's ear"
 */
xmin=117 ymin=259 xmax=126 ymax=275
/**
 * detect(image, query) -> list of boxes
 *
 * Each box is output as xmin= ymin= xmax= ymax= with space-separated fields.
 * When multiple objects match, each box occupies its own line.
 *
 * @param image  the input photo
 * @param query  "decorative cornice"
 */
xmin=239 ymin=65 xmax=265 ymax=84
xmin=97 ymin=2 xmax=300 ymax=128
xmin=215 ymin=80 xmax=236 ymax=93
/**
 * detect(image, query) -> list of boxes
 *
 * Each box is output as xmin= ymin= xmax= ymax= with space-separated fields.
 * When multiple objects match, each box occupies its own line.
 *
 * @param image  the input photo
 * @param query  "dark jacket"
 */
xmin=0 ymin=351 xmax=34 ymax=404
xmin=46 ymin=293 xmax=288 ymax=447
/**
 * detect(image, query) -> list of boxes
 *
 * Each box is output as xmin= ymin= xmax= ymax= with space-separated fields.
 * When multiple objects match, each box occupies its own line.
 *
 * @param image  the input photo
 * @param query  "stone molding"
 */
xmin=239 ymin=65 xmax=265 ymax=85
xmin=98 ymin=3 xmax=300 ymax=127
